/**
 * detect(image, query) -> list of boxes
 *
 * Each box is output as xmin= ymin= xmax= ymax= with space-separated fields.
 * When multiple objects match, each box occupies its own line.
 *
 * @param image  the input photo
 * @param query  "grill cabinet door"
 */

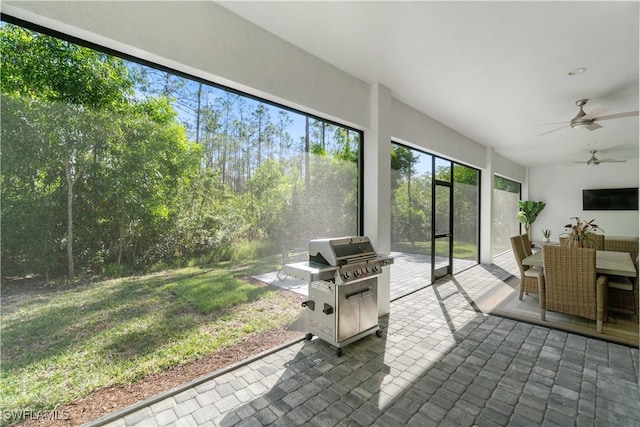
xmin=337 ymin=283 xmax=361 ymax=342
xmin=358 ymin=279 xmax=378 ymax=333
xmin=337 ymin=278 xmax=378 ymax=342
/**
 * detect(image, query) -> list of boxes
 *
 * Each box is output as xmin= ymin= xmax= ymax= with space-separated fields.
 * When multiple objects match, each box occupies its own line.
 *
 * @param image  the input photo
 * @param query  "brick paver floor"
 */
xmin=89 ymin=253 xmax=639 ymax=426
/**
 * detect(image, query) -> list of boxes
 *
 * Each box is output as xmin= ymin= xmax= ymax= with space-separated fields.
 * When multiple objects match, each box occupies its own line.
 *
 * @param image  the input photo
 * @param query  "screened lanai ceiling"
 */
xmin=218 ymin=1 xmax=639 ymax=168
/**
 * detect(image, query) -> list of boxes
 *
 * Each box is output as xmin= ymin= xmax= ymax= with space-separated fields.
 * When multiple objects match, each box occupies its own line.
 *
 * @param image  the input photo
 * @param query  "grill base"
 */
xmin=302 ymin=276 xmax=381 ymax=356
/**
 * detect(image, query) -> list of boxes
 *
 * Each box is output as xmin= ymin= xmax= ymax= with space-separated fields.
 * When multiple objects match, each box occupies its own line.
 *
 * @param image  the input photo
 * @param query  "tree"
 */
xmin=2 ymin=25 xmax=134 ymax=278
xmin=276 ymin=110 xmax=293 ymax=162
xmin=51 ymin=103 xmax=114 ymax=278
xmin=333 ymin=128 xmax=359 ymax=163
xmin=95 ymin=97 xmax=199 ymax=266
xmin=250 ymin=104 xmax=271 ymax=168
xmin=1 ymin=95 xmax=65 ymax=279
xmin=452 ymin=165 xmax=479 ymax=244
xmin=391 ymin=145 xmax=419 ymax=245
xmin=214 ymin=93 xmax=238 ymax=184
xmin=1 ymin=24 xmax=199 ymax=278
xmin=2 ymin=22 xmax=364 ymax=279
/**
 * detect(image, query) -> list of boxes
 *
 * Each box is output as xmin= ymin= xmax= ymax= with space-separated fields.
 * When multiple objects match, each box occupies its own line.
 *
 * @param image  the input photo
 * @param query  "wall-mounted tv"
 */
xmin=582 ymin=188 xmax=639 ymax=211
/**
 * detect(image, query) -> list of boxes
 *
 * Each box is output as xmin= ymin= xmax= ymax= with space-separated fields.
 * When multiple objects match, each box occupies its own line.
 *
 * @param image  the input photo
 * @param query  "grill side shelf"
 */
xmin=281 ymin=261 xmax=337 ymax=282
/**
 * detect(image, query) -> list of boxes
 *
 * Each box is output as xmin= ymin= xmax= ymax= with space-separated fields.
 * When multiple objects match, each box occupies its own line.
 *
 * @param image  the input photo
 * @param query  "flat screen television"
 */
xmin=582 ymin=187 xmax=639 ymax=211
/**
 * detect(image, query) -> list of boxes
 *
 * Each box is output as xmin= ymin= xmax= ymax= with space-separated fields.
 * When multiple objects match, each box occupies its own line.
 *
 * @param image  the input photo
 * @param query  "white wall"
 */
xmin=390 ymin=98 xmax=488 ymax=169
xmin=493 ymin=151 xmax=526 ymax=184
xmin=529 ymin=159 xmax=639 ymax=241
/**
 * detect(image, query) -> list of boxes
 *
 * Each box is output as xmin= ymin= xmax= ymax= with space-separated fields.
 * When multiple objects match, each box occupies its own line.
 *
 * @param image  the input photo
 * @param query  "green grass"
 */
xmin=0 ymin=257 xmax=301 ymax=424
xmin=391 ymin=240 xmax=478 ymax=259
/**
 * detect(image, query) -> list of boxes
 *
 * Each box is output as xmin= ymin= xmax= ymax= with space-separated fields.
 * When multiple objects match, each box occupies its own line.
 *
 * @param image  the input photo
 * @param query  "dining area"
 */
xmin=510 ymin=224 xmax=638 ymax=337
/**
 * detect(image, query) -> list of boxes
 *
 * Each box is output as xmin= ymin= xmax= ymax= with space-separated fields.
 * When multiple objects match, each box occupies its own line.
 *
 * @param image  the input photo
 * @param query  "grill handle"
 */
xmin=346 ymin=288 xmax=373 ymax=302
xmin=345 ymin=291 xmax=362 ymax=302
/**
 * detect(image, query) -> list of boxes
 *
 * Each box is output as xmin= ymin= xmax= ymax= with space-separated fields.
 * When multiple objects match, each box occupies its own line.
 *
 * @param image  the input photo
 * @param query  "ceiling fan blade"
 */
xmin=594 ymin=111 xmax=639 ymax=121
xmin=582 ymin=108 xmax=608 ymax=120
xmin=585 ymin=122 xmax=602 ymax=131
xmin=598 ymin=159 xmax=627 ymax=163
xmin=539 ymin=121 xmax=570 ymax=125
xmin=540 ymin=125 xmax=569 ymax=135
xmin=565 ymin=162 xmax=586 ymax=167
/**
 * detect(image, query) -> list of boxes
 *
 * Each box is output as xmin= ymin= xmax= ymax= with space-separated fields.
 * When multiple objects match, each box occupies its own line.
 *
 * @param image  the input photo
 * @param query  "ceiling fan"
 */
xmin=568 ymin=150 xmax=627 ymax=167
xmin=541 ymin=99 xmax=639 ymax=136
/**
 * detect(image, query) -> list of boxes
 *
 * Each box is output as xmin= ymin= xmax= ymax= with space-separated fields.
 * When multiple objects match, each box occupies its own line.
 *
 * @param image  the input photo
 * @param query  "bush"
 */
xmin=230 ymin=240 xmax=263 ymax=262
xmin=101 ymin=263 xmax=131 ymax=278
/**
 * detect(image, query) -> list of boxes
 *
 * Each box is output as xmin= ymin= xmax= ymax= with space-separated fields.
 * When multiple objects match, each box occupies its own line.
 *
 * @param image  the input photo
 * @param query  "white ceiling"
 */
xmin=218 ymin=1 xmax=639 ymax=168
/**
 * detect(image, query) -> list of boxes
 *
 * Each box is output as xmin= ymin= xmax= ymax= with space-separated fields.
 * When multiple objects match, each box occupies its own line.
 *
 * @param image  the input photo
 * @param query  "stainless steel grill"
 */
xmin=282 ymin=236 xmax=393 ymax=356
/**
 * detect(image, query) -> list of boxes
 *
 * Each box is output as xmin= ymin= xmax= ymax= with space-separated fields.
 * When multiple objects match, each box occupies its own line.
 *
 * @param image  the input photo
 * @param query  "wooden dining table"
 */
xmin=522 ymin=249 xmax=637 ymax=277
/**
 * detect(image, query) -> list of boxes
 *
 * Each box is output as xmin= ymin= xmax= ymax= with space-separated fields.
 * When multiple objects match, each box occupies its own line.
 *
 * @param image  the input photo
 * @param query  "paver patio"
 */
xmin=88 ymin=252 xmax=640 ymax=426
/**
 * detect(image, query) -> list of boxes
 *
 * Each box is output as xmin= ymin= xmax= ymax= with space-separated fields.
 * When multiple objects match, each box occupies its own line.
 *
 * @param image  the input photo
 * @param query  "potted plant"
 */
xmin=542 ymin=229 xmax=551 ymax=243
xmin=561 ymin=217 xmax=604 ymax=248
xmin=517 ymin=200 xmax=546 ymax=242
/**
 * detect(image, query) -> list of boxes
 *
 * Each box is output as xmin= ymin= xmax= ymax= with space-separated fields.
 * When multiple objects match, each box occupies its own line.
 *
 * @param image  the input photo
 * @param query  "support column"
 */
xmin=480 ymin=147 xmax=494 ymax=264
xmin=364 ymin=83 xmax=392 ymax=316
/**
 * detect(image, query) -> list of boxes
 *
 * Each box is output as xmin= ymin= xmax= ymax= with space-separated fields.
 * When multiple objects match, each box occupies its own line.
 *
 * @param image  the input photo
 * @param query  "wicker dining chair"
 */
xmin=603 ymin=238 xmax=639 ymax=321
xmin=592 ymin=234 xmax=605 ymax=250
xmin=510 ymin=235 xmax=542 ymax=300
xmin=604 ymin=238 xmax=639 ymax=270
xmin=541 ymin=245 xmax=608 ymax=333
xmin=520 ymin=233 xmax=533 ymax=256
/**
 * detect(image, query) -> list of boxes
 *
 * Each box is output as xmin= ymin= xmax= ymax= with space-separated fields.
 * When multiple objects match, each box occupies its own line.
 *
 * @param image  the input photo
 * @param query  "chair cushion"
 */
xmin=524 ymin=266 xmax=543 ymax=278
xmin=608 ymin=278 xmax=633 ymax=291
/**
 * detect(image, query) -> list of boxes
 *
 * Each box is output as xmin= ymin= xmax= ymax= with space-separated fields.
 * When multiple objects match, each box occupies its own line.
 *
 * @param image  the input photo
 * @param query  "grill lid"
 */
xmin=309 ymin=236 xmax=377 ymax=266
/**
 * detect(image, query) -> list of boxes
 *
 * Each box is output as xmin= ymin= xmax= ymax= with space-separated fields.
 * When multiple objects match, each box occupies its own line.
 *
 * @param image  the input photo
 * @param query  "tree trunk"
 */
xmin=64 ymin=161 xmax=75 ymax=279
xmin=63 ymin=156 xmax=84 ymax=280
xmin=118 ymin=219 xmax=125 ymax=265
xmin=304 ymin=116 xmax=310 ymax=187
xmin=408 ymin=169 xmax=414 ymax=247
xmin=195 ymin=83 xmax=202 ymax=144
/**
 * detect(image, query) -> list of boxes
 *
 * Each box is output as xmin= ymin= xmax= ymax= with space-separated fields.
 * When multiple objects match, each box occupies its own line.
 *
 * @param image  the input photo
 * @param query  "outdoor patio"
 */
xmin=87 ymin=252 xmax=639 ymax=426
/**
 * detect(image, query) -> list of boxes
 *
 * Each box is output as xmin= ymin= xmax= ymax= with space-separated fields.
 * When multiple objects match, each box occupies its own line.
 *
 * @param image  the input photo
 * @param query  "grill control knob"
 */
xmin=354 ymin=270 xmax=360 ymax=277
xmin=343 ymin=271 xmax=351 ymax=280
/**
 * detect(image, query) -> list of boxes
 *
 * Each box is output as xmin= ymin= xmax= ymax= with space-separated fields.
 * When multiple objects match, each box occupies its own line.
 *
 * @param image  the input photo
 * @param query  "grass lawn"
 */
xmin=391 ymin=240 xmax=477 ymax=259
xmin=0 ymin=257 xmax=302 ymax=424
